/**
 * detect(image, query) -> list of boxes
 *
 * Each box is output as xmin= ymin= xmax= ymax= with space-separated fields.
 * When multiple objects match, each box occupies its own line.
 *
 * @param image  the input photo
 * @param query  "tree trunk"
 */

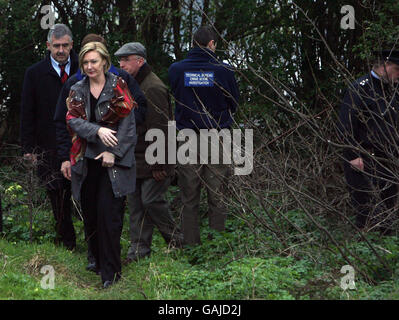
xmin=170 ymin=0 xmax=183 ymax=60
xmin=201 ymin=0 xmax=210 ymax=26
xmin=116 ymin=0 xmax=136 ymax=35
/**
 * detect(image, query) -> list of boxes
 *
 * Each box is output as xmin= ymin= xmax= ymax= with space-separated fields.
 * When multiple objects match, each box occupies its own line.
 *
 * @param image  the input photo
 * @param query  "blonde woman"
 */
xmin=66 ymin=42 xmax=137 ymax=288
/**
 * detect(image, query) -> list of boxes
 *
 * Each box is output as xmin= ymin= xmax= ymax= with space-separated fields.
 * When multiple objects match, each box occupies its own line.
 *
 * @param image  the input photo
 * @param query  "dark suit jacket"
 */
xmin=20 ymin=50 xmax=79 ymax=154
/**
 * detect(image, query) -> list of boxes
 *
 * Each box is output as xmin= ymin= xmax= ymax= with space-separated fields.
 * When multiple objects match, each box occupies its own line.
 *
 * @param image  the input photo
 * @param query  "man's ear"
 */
xmin=46 ymin=41 xmax=51 ymax=50
xmin=207 ymin=40 xmax=216 ymax=52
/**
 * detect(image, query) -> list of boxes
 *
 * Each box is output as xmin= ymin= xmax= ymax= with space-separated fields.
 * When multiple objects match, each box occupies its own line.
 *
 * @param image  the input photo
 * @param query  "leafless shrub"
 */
xmin=0 ymin=143 xmax=50 ymax=243
xmin=191 ymin=6 xmax=399 ymax=284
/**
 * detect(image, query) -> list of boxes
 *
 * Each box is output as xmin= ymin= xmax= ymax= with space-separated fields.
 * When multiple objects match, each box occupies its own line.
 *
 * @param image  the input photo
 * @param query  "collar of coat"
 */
xmin=366 ymin=71 xmax=395 ymax=93
xmin=187 ymin=46 xmax=218 ymax=63
xmin=135 ymin=63 xmax=152 ymax=85
xmin=71 ymin=72 xmax=120 ymax=117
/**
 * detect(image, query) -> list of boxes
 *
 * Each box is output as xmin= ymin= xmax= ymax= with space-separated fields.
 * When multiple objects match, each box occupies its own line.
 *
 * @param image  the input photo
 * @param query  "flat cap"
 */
xmin=374 ymin=50 xmax=399 ymax=65
xmin=115 ymin=42 xmax=147 ymax=59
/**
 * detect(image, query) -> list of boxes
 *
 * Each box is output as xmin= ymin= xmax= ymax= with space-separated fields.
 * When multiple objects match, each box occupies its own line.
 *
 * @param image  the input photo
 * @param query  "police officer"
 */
xmin=168 ymin=26 xmax=239 ymax=245
xmin=338 ymin=50 xmax=399 ymax=234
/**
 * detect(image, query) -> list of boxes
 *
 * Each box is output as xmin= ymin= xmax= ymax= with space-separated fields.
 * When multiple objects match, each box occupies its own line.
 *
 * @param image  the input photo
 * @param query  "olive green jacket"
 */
xmin=135 ymin=64 xmax=174 ymax=179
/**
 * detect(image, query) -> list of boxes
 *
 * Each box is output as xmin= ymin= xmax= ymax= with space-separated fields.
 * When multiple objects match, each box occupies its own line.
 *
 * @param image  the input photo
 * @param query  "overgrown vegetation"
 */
xmin=2 ymin=162 xmax=399 ymax=300
xmin=2 ymin=0 xmax=399 ymax=300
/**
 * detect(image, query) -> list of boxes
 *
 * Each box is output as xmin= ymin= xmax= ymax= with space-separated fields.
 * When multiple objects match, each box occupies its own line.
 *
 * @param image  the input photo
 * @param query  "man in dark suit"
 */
xmin=20 ymin=24 xmax=77 ymax=250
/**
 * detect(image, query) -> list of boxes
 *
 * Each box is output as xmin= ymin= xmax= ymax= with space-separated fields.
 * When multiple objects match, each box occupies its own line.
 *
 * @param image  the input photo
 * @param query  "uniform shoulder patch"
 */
xmin=359 ymin=78 xmax=369 ymax=86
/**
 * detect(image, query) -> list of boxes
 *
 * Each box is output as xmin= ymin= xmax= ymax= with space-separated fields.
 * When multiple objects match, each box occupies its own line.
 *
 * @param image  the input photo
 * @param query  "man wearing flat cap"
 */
xmin=115 ymin=42 xmax=183 ymax=263
xmin=338 ymin=50 xmax=399 ymax=234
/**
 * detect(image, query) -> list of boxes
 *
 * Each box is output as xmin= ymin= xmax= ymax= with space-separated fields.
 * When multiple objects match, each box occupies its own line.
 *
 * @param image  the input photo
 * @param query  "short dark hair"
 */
xmin=192 ymin=26 xmax=218 ymax=48
xmin=81 ymin=34 xmax=106 ymax=47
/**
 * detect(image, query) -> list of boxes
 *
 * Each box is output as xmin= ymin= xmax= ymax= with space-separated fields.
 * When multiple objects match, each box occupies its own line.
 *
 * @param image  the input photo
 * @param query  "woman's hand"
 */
xmin=95 ymin=151 xmax=115 ymax=168
xmin=97 ymin=127 xmax=118 ymax=147
xmin=61 ymin=160 xmax=72 ymax=180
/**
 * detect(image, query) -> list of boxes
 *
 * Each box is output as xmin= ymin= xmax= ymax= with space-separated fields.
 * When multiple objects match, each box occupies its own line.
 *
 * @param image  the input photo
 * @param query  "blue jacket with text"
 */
xmin=168 ymin=47 xmax=239 ymax=130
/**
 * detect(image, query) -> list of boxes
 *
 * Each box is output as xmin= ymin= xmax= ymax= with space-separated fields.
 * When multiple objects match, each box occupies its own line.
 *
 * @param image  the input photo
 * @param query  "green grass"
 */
xmin=0 ymin=218 xmax=309 ymax=300
xmin=2 ymin=217 xmax=399 ymax=300
xmin=3 ymin=180 xmax=399 ymax=299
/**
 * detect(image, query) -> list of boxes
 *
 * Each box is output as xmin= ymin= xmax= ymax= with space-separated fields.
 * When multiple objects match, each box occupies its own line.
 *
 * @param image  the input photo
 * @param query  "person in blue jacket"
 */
xmin=168 ymin=25 xmax=239 ymax=245
xmin=54 ymin=34 xmax=147 ymax=272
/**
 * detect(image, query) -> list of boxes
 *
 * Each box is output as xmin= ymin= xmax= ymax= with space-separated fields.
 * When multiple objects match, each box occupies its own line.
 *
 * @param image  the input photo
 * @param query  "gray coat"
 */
xmin=67 ymin=72 xmax=137 ymax=201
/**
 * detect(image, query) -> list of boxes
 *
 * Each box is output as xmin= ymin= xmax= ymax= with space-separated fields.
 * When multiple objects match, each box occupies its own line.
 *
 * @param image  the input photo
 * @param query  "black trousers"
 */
xmin=81 ymin=159 xmax=125 ymax=283
xmin=37 ymin=150 xmax=76 ymax=249
xmin=46 ymin=185 xmax=76 ymax=249
xmin=344 ymin=159 xmax=398 ymax=230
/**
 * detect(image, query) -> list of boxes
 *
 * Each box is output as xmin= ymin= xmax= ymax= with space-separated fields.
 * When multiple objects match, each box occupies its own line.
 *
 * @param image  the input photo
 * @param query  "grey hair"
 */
xmin=47 ymin=24 xmax=73 ymax=43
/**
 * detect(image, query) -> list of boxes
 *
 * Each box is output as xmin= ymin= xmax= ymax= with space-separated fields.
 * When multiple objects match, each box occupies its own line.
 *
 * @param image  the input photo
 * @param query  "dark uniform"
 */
xmin=338 ymin=70 xmax=399 ymax=231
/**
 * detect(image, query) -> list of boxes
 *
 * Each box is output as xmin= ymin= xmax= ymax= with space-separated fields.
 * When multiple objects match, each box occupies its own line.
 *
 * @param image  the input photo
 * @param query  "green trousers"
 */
xmin=177 ymin=133 xmax=230 ymax=245
xmin=127 ymin=177 xmax=183 ymax=259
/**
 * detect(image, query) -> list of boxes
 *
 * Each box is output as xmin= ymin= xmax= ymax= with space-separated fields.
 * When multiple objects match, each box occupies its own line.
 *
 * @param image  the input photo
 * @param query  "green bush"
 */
xmin=1 ymin=181 xmax=55 ymax=243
